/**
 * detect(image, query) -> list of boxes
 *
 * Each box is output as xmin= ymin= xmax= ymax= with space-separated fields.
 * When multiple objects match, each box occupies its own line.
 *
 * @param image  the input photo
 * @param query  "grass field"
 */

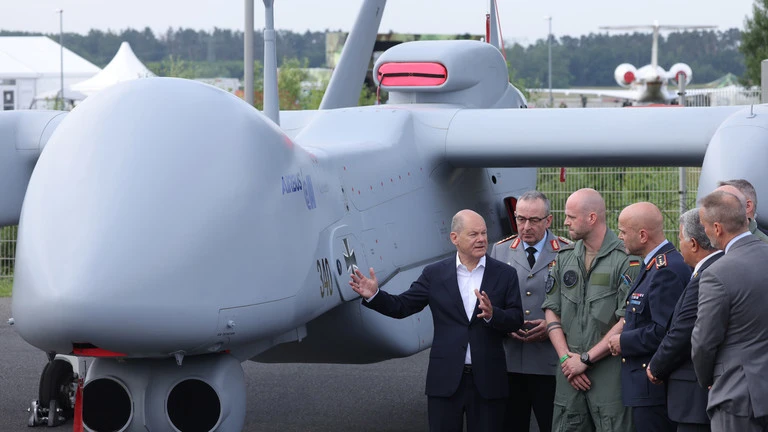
xmin=0 ymin=278 xmax=12 ymax=297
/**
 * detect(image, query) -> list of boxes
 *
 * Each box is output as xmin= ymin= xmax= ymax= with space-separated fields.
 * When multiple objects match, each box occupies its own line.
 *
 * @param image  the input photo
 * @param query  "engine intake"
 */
xmin=83 ymin=378 xmax=132 ymax=432
xmin=669 ymin=63 xmax=693 ymax=86
xmin=614 ymin=63 xmax=638 ymax=87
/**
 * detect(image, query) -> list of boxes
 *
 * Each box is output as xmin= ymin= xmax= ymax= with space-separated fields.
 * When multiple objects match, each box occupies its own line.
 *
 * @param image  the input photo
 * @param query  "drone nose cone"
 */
xmin=12 ymin=78 xmax=297 ymax=355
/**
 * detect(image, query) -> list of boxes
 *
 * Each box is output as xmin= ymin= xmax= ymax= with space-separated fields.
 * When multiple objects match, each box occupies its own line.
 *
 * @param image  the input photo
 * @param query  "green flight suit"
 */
xmin=541 ymin=229 xmax=641 ymax=432
xmin=749 ymin=218 xmax=768 ymax=243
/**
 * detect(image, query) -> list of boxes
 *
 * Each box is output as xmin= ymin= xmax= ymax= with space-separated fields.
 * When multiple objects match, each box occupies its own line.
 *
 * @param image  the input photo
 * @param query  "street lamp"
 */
xmin=55 ymin=9 xmax=63 ymax=108
xmin=544 ymin=16 xmax=552 ymax=108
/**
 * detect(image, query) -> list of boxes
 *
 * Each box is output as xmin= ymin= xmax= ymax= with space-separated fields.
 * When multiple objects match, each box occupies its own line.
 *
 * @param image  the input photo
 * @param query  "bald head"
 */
xmin=568 ymin=188 xmax=606 ymax=223
xmin=452 ymin=209 xmax=484 ymax=234
xmin=714 ymin=185 xmax=748 ymax=211
xmin=618 ymin=202 xmax=666 ymax=256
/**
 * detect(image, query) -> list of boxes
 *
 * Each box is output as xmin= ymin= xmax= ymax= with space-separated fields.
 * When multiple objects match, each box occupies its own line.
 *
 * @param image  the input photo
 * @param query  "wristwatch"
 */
xmin=580 ymin=352 xmax=594 ymax=367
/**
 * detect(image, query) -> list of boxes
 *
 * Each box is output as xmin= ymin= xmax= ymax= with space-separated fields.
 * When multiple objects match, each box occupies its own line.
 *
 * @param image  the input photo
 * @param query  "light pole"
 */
xmin=55 ymin=9 xmax=63 ymax=108
xmin=545 ymin=16 xmax=552 ymax=108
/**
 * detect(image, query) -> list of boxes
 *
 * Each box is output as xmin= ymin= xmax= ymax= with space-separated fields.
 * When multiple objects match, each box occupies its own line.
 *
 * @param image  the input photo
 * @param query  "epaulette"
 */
xmin=495 ymin=234 xmax=518 ymax=246
xmin=655 ymin=253 xmax=667 ymax=269
xmin=556 ymin=242 xmax=575 ymax=252
xmin=558 ymin=236 xmax=573 ymax=245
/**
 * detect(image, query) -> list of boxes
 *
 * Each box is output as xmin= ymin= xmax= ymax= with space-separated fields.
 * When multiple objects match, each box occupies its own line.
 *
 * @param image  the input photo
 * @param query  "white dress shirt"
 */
xmin=456 ymin=253 xmax=486 ymax=365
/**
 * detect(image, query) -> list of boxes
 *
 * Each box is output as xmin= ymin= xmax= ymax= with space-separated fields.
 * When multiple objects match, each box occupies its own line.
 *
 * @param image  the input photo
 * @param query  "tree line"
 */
xmin=0 ymin=26 xmax=747 ymax=87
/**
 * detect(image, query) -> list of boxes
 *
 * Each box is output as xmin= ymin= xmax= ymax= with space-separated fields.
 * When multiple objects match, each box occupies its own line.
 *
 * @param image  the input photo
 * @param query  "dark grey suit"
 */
xmin=649 ymin=251 xmax=722 ymax=429
xmin=692 ymin=234 xmax=768 ymax=431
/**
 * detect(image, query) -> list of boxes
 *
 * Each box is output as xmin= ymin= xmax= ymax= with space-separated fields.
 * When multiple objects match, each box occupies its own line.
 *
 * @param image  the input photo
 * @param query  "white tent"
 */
xmin=71 ymin=41 xmax=155 ymax=96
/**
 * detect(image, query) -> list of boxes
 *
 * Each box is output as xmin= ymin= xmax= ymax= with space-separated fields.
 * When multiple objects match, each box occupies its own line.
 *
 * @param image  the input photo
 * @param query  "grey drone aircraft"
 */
xmin=1 ymin=0 xmax=766 ymax=431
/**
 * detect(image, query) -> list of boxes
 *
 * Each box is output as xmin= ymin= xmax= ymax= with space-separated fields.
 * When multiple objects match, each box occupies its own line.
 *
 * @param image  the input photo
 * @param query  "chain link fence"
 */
xmin=537 ymin=167 xmax=702 ymax=248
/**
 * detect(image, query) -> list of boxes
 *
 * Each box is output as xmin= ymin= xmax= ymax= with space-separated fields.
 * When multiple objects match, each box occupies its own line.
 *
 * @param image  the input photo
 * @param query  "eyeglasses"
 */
xmin=514 ymin=214 xmax=549 ymax=225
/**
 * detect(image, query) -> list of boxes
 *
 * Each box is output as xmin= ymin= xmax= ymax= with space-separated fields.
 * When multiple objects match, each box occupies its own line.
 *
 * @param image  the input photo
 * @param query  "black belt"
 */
xmin=463 ymin=364 xmax=473 ymax=374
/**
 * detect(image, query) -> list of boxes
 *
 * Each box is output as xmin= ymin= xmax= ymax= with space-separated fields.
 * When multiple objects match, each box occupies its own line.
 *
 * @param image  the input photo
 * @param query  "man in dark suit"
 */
xmin=692 ymin=191 xmax=768 ymax=432
xmin=646 ymin=208 xmax=722 ymax=432
xmin=350 ymin=209 xmax=524 ymax=432
xmin=609 ymin=202 xmax=691 ymax=432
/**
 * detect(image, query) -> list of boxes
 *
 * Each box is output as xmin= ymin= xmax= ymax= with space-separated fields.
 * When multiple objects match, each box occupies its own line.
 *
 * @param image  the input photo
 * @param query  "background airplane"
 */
xmin=1 ymin=1 xmax=767 ymax=431
xmin=538 ymin=21 xmax=716 ymax=105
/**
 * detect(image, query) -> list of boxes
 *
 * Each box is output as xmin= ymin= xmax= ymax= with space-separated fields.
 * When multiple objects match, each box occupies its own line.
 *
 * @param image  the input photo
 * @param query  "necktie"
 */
xmin=526 ymin=246 xmax=537 ymax=268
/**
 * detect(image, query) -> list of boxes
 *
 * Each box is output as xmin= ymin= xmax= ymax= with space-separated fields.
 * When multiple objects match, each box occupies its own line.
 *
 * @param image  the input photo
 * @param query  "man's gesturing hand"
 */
xmin=475 ymin=289 xmax=493 ymax=320
xmin=349 ymin=267 xmax=379 ymax=299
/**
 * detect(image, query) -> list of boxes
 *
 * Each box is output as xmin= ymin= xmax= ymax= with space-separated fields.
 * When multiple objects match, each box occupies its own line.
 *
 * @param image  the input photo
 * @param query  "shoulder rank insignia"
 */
xmin=655 ymin=254 xmax=667 ymax=269
xmin=510 ymin=237 xmax=521 ymax=249
xmin=495 ymin=234 xmax=517 ymax=246
xmin=558 ymin=236 xmax=573 ymax=245
xmin=629 ymin=259 xmax=640 ymax=267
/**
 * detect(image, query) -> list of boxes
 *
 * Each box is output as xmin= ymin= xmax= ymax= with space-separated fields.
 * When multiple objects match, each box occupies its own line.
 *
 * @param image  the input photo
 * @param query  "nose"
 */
xmin=12 ymin=78 xmax=298 ymax=356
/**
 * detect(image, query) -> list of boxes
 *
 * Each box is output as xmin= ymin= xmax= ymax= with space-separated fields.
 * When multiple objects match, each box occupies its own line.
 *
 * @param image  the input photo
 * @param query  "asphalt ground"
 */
xmin=0 ymin=297 xmax=428 ymax=432
xmin=0 ymin=298 xmax=541 ymax=432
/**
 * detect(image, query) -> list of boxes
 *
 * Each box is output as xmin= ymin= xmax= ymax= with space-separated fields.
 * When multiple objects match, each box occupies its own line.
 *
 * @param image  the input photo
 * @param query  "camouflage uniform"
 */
xmin=541 ymin=229 xmax=641 ymax=432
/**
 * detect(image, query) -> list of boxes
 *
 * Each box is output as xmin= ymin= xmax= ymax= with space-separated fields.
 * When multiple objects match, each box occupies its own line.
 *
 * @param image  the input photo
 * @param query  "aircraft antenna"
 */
xmin=263 ymin=0 xmax=280 ymax=125
xmin=320 ymin=0 xmax=386 ymax=110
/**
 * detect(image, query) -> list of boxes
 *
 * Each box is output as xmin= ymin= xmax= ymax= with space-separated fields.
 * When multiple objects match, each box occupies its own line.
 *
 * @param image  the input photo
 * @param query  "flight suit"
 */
xmin=491 ymin=230 xmax=570 ymax=432
xmin=620 ymin=242 xmax=690 ymax=432
xmin=748 ymin=218 xmax=768 ymax=243
xmin=541 ymin=229 xmax=640 ymax=432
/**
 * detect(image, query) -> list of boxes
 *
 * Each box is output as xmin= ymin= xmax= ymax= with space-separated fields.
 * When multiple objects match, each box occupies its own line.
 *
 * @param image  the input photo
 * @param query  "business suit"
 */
xmin=490 ymin=230 xmax=567 ymax=432
xmin=364 ymin=254 xmax=524 ymax=431
xmin=692 ymin=234 xmax=768 ymax=431
xmin=620 ymin=241 xmax=690 ymax=432
xmin=648 ymin=251 xmax=723 ymax=432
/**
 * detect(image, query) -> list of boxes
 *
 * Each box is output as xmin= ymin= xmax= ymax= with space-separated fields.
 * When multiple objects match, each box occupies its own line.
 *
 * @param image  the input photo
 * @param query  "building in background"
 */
xmin=0 ymin=36 xmax=100 ymax=110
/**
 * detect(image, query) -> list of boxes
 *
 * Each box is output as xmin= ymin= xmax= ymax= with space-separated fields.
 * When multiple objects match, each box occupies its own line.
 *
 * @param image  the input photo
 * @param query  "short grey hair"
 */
xmin=718 ymin=179 xmax=758 ymax=208
xmin=518 ymin=191 xmax=551 ymax=215
xmin=699 ymin=191 xmax=748 ymax=234
xmin=679 ymin=208 xmax=715 ymax=250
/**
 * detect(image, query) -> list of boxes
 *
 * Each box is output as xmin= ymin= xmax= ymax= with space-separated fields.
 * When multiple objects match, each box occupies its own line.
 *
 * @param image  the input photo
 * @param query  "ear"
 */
xmin=690 ymin=237 xmax=700 ymax=252
xmin=450 ymin=232 xmax=458 ymax=245
xmin=639 ymin=228 xmax=649 ymax=243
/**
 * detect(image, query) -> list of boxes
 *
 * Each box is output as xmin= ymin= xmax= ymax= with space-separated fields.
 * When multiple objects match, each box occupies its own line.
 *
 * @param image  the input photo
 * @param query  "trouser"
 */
xmin=677 ymin=422 xmax=711 ymax=432
xmin=504 ymin=372 xmax=555 ymax=432
xmin=552 ymin=359 xmax=633 ymax=432
xmin=632 ymin=405 xmax=676 ymax=432
xmin=427 ymin=369 xmax=505 ymax=432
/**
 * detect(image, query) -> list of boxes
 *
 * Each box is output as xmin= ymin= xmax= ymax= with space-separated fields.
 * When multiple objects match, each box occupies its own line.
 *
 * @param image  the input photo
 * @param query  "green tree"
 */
xmin=740 ymin=0 xmax=768 ymax=85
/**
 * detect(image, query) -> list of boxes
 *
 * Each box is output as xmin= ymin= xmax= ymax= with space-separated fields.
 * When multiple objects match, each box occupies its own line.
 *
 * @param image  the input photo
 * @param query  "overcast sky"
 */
xmin=0 ymin=0 xmax=756 ymax=45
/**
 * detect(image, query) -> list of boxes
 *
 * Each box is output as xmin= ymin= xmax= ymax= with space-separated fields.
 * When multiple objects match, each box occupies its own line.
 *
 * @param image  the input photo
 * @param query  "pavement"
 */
xmin=0 ymin=297 xmax=429 ymax=432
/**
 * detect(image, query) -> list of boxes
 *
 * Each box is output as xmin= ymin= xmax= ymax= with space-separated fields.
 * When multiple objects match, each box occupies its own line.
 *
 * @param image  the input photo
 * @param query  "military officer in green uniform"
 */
xmin=716 ymin=179 xmax=768 ymax=243
xmin=542 ymin=188 xmax=641 ymax=432
xmin=491 ymin=191 xmax=570 ymax=432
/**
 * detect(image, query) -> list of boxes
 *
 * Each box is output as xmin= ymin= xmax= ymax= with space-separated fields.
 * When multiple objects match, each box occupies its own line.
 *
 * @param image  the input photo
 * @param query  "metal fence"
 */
xmin=1 ymin=226 xmax=16 ymax=279
xmin=537 ymin=167 xmax=702 ymax=247
xmin=529 ymin=87 xmax=761 ymax=108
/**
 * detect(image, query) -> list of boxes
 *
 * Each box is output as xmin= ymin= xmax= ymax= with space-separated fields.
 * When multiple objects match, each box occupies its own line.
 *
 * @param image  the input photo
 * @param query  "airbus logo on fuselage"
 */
xmin=282 ymin=172 xmax=316 ymax=210
xmin=281 ymin=173 xmax=303 ymax=194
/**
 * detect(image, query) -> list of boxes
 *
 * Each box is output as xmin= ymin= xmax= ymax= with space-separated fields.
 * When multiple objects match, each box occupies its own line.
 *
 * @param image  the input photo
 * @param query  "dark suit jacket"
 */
xmin=692 ymin=234 xmax=768 ymax=418
xmin=363 ymin=255 xmax=523 ymax=399
xmin=620 ymin=242 xmax=691 ymax=406
xmin=648 ymin=251 xmax=722 ymax=424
